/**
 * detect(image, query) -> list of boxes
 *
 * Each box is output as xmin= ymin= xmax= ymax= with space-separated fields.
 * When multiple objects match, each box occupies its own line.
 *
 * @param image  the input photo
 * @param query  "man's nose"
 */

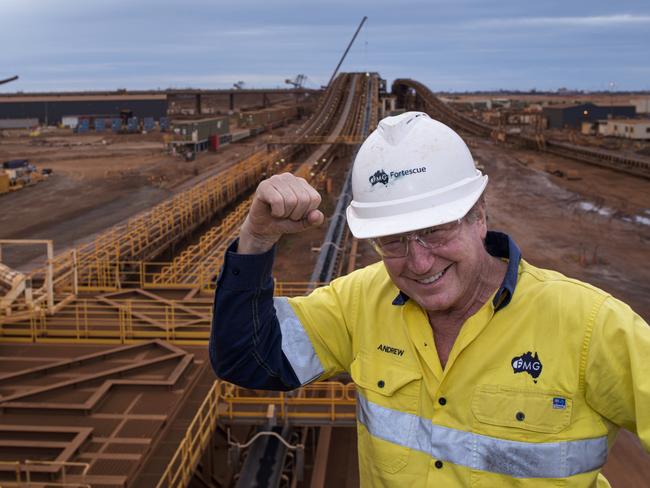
xmin=406 ymin=237 xmax=435 ymax=274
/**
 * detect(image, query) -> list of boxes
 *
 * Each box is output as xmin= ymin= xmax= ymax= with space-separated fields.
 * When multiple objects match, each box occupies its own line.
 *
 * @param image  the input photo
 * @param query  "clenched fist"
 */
xmin=238 ymin=173 xmax=325 ymax=254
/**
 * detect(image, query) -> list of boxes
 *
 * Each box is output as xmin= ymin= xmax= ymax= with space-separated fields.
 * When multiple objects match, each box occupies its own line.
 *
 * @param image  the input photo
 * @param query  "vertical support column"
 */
xmin=72 ymin=249 xmax=78 ymax=296
xmin=309 ymin=426 xmax=332 ymax=488
xmin=229 ymin=93 xmax=235 ymax=111
xmin=24 ymin=279 xmax=33 ymax=306
xmin=196 ymin=93 xmax=202 ymax=116
xmin=46 ymin=240 xmax=54 ymax=312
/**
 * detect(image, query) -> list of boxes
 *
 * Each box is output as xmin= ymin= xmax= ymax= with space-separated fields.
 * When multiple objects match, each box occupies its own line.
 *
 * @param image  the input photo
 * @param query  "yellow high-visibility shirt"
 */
xmin=287 ymin=257 xmax=650 ymax=487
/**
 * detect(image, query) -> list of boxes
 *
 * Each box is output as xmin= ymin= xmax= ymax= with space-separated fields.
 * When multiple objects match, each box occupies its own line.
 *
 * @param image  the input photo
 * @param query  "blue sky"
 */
xmin=1 ymin=0 xmax=649 ymax=93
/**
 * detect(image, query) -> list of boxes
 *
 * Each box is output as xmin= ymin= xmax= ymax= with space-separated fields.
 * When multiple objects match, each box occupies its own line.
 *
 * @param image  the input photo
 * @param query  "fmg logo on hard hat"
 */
xmin=369 ymin=169 xmax=389 ymax=186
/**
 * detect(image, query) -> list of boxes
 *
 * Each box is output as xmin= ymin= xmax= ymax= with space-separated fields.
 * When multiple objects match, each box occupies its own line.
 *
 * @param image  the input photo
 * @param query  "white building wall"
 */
xmin=610 ymin=121 xmax=650 ymax=139
xmin=598 ymin=120 xmax=613 ymax=136
xmin=630 ymin=98 xmax=650 ymax=114
xmin=633 ymin=123 xmax=650 ymax=139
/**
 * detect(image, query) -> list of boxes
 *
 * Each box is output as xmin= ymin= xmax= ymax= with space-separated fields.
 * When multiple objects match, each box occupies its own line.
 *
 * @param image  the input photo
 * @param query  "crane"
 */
xmin=326 ymin=16 xmax=367 ymax=88
xmin=285 ymin=74 xmax=307 ymax=89
xmin=0 ymin=75 xmax=18 ymax=86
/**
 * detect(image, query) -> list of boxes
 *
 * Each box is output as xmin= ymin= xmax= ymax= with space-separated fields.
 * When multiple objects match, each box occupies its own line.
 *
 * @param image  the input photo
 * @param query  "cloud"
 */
xmin=469 ymin=14 xmax=650 ymax=28
xmin=2 ymin=2 xmax=649 ymax=92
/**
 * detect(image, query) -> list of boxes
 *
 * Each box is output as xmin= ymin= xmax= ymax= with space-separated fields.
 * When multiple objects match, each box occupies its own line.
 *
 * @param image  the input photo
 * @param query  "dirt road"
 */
xmin=0 ymin=128 xmax=288 ymax=268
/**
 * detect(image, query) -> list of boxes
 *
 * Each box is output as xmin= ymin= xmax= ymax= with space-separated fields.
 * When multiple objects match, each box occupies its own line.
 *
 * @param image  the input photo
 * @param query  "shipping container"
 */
xmin=171 ymin=116 xmax=229 ymax=142
xmin=3 ymin=159 xmax=29 ymax=169
xmin=144 ymin=117 xmax=155 ymax=131
xmin=209 ymin=134 xmax=220 ymax=151
xmin=111 ymin=118 xmax=121 ymax=132
xmin=127 ymin=117 xmax=139 ymax=133
xmin=61 ymin=115 xmax=79 ymax=129
xmin=77 ymin=119 xmax=90 ymax=133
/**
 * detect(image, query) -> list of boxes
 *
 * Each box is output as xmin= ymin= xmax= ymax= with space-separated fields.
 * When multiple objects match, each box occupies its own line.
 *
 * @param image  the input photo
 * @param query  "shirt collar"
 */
xmin=391 ymin=231 xmax=521 ymax=312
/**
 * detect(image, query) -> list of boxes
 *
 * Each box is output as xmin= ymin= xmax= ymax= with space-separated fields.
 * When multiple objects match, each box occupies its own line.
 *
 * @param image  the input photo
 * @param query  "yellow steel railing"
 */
xmin=156 ymin=380 xmax=220 ymax=488
xmin=217 ymin=381 xmax=357 ymax=423
xmin=0 ymin=460 xmax=90 ymax=487
xmin=0 ymin=282 xmax=327 ymax=343
xmin=17 ymin=148 xmax=287 ymax=303
xmin=156 ymin=380 xmax=357 ymax=488
xmin=2 ymin=74 xmax=360 ymax=322
xmin=153 ymin=197 xmax=251 ymax=287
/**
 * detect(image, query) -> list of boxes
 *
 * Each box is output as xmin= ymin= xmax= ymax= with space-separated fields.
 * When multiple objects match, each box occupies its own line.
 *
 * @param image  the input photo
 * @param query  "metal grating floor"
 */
xmin=0 ymin=340 xmax=211 ymax=487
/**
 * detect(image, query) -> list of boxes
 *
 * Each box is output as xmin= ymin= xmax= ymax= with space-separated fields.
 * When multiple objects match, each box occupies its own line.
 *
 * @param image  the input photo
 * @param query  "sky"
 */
xmin=1 ymin=0 xmax=649 ymax=93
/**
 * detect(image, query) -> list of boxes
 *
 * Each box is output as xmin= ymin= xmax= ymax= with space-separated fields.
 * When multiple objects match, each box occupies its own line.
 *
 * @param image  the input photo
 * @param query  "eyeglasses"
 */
xmin=370 ymin=219 xmax=463 ymax=258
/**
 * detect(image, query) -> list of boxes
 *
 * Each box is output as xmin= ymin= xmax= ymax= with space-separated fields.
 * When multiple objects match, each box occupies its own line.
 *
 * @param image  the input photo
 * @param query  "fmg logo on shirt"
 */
xmin=511 ymin=351 xmax=543 ymax=382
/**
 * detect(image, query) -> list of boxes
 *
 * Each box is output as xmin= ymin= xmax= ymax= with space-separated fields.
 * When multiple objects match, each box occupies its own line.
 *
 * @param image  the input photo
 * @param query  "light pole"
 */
xmin=608 ymin=81 xmax=616 ymax=118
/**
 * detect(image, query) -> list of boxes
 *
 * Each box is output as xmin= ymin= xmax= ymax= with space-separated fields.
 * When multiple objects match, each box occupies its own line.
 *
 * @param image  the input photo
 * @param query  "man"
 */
xmin=210 ymin=112 xmax=649 ymax=486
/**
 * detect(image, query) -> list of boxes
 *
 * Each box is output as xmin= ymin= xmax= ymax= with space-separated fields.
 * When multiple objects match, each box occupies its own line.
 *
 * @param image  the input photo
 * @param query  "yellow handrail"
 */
xmin=156 ymin=380 xmax=357 ymax=488
xmin=0 ymin=460 xmax=90 ymax=487
xmin=156 ymin=380 xmax=220 ymax=488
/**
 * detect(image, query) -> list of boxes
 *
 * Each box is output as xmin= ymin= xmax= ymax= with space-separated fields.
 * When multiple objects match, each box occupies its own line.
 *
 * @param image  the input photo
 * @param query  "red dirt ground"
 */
xmin=0 ymin=124 xmax=300 ymax=269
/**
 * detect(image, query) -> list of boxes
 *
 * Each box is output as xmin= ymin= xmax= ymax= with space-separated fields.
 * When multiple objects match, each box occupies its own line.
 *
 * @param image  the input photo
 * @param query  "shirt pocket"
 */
xmin=351 ymin=354 xmax=422 ymax=474
xmin=472 ymin=384 xmax=572 ymax=435
xmin=470 ymin=384 xmax=573 ymax=487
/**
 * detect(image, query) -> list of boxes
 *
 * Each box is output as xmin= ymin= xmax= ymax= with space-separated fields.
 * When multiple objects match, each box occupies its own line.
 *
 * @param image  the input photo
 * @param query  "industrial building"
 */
xmin=598 ymin=118 xmax=650 ymax=140
xmin=0 ymin=88 xmax=318 ymax=128
xmin=543 ymin=102 xmax=636 ymax=129
xmin=0 ymin=92 xmax=168 ymax=126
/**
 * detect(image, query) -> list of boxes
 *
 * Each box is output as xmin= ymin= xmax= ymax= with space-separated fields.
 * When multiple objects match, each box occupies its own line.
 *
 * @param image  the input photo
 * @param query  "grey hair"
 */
xmin=466 ymin=194 xmax=487 ymax=223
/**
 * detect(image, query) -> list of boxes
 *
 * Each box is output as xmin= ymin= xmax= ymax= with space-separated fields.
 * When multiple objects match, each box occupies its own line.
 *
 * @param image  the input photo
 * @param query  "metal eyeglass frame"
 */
xmin=369 ymin=218 xmax=463 ymax=259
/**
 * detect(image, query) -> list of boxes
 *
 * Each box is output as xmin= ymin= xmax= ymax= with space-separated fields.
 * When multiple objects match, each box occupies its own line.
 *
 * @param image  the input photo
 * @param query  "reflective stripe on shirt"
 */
xmin=274 ymin=297 xmax=324 ymax=385
xmin=356 ymin=393 xmax=608 ymax=478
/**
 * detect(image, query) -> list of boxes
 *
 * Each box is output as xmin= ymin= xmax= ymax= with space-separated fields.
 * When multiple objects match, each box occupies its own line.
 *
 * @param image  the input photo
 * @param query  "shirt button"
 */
xmin=435 ymin=460 xmax=444 ymax=469
xmin=377 ymin=380 xmax=385 ymax=388
xmin=516 ymin=411 xmax=525 ymax=421
xmin=438 ymin=397 xmax=447 ymax=406
xmin=232 ymin=268 xmax=240 ymax=276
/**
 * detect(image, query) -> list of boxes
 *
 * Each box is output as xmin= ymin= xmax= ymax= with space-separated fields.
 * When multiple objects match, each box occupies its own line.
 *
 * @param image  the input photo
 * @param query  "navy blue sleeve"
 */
xmin=209 ymin=239 xmax=302 ymax=391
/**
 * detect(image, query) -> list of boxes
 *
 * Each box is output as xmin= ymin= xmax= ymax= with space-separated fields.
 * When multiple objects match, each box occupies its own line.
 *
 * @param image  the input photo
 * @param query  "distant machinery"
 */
xmin=233 ymin=81 xmax=246 ymax=90
xmin=326 ymin=16 xmax=367 ymax=88
xmin=0 ymin=75 xmax=18 ymax=86
xmin=285 ymin=74 xmax=307 ymax=89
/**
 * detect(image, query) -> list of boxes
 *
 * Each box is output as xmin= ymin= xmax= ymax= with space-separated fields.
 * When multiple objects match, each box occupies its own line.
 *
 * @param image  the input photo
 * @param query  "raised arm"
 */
xmin=238 ymin=173 xmax=324 ymax=254
xmin=209 ymin=173 xmax=327 ymax=390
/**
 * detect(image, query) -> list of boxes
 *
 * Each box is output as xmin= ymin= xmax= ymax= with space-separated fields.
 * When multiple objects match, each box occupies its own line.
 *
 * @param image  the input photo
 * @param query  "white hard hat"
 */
xmin=346 ymin=111 xmax=487 ymax=239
